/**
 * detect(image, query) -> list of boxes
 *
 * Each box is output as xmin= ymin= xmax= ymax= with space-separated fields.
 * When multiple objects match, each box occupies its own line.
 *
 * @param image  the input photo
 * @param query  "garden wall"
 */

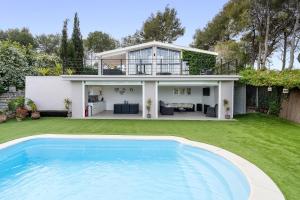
xmin=25 ymin=76 xmax=72 ymax=111
xmin=280 ymin=89 xmax=300 ymax=123
xmin=0 ymin=90 xmax=24 ymax=110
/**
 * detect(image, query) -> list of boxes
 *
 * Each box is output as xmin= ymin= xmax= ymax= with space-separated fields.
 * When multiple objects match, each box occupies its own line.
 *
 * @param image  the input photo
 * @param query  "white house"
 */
xmin=25 ymin=41 xmax=245 ymax=120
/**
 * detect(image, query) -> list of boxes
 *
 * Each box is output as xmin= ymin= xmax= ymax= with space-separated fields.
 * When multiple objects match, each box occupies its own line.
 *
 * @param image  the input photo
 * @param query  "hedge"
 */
xmin=239 ymin=68 xmax=300 ymax=89
xmin=182 ymin=50 xmax=216 ymax=75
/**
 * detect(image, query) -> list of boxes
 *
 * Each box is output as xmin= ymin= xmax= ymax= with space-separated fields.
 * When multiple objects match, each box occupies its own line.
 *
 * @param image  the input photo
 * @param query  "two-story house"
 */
xmin=26 ymin=41 xmax=244 ymax=120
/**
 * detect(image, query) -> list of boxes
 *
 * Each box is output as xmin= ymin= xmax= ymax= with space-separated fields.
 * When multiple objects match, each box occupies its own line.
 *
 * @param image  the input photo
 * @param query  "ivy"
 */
xmin=239 ymin=68 xmax=300 ymax=89
xmin=182 ymin=50 xmax=216 ymax=75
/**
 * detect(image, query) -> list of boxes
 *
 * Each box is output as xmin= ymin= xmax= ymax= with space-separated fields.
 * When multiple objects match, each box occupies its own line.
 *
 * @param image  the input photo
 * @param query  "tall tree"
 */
xmin=288 ymin=0 xmax=300 ymax=69
xmin=36 ymin=34 xmax=61 ymax=55
xmin=60 ymin=19 xmax=68 ymax=68
xmin=0 ymin=28 xmax=36 ymax=47
xmin=142 ymin=6 xmax=185 ymax=43
xmin=71 ymin=12 xmax=84 ymax=71
xmin=121 ymin=31 xmax=144 ymax=47
xmin=85 ymin=31 xmax=119 ymax=52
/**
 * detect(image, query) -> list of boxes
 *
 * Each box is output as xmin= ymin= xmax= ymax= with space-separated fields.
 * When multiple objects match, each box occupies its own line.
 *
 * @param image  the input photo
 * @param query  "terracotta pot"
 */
xmin=0 ymin=114 xmax=7 ymax=123
xmin=31 ymin=112 xmax=40 ymax=120
xmin=16 ymin=107 xmax=28 ymax=121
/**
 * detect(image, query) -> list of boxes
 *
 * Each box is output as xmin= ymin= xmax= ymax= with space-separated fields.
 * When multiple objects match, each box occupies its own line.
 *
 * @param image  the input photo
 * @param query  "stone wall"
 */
xmin=280 ymin=89 xmax=300 ymax=123
xmin=0 ymin=90 xmax=24 ymax=110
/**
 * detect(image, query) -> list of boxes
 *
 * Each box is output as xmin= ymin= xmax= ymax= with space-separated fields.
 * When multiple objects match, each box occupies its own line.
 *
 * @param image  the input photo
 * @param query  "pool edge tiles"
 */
xmin=0 ymin=134 xmax=285 ymax=200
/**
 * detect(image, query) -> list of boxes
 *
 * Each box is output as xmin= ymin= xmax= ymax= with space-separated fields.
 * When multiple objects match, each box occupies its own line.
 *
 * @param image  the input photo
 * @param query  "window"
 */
xmin=157 ymin=48 xmax=180 ymax=74
xmin=173 ymin=88 xmax=192 ymax=95
xmin=128 ymin=48 xmax=153 ymax=75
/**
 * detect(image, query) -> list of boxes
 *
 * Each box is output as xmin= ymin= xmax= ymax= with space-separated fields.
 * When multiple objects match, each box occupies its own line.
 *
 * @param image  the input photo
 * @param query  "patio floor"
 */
xmin=89 ymin=110 xmax=143 ymax=119
xmin=88 ymin=110 xmax=218 ymax=120
xmin=158 ymin=111 xmax=218 ymax=120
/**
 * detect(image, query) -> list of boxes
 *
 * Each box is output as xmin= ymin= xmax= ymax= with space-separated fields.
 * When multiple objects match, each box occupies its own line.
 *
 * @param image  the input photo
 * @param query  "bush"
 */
xmin=182 ymin=50 xmax=216 ymax=75
xmin=0 ymin=41 xmax=34 ymax=89
xmin=240 ymin=68 xmax=300 ymax=89
xmin=8 ymin=97 xmax=25 ymax=112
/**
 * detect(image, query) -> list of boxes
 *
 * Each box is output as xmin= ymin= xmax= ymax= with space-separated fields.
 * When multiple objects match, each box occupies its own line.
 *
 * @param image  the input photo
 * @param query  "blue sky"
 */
xmin=0 ymin=0 xmax=228 ymax=46
xmin=1 ymin=0 xmax=297 ymax=69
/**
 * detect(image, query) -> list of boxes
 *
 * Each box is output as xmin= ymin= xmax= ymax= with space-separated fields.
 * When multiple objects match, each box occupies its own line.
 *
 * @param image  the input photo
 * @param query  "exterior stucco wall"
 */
xmin=143 ymin=81 xmax=158 ymax=118
xmin=71 ymin=81 xmax=84 ymax=118
xmin=218 ymin=81 xmax=234 ymax=119
xmin=86 ymin=85 xmax=143 ymax=110
xmin=158 ymin=86 xmax=218 ymax=107
xmin=25 ymin=76 xmax=71 ymax=111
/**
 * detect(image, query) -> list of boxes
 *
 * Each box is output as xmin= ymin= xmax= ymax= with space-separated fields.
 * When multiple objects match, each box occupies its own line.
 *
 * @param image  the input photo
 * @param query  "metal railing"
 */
xmin=62 ymin=58 xmax=238 ymax=76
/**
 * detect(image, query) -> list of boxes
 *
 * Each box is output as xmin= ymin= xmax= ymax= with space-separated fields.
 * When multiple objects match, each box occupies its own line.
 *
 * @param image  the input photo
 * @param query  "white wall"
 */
xmin=71 ymin=81 xmax=84 ymax=118
xmin=25 ymin=76 xmax=72 ymax=111
xmin=143 ymin=81 xmax=157 ymax=118
xmin=87 ymin=85 xmax=143 ymax=110
xmin=218 ymin=81 xmax=234 ymax=119
xmin=158 ymin=86 xmax=218 ymax=107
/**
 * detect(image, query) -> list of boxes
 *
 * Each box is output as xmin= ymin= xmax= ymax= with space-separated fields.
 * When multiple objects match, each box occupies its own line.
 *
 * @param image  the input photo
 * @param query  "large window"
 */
xmin=128 ymin=48 xmax=153 ymax=75
xmin=156 ymin=48 xmax=181 ymax=74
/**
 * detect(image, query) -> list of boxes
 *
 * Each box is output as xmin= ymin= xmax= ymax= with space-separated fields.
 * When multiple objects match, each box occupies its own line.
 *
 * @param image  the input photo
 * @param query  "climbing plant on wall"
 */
xmin=182 ymin=50 xmax=216 ymax=75
xmin=239 ymin=68 xmax=300 ymax=89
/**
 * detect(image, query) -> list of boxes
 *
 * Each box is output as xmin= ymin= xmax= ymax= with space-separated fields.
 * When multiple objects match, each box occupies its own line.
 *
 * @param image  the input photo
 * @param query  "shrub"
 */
xmin=182 ymin=50 xmax=216 ymax=75
xmin=8 ymin=97 xmax=25 ymax=112
xmin=0 ymin=41 xmax=34 ymax=89
xmin=36 ymin=67 xmax=51 ymax=76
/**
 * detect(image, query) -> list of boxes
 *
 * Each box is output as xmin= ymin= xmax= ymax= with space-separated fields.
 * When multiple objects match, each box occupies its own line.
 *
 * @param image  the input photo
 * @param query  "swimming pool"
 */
xmin=0 ymin=135 xmax=281 ymax=200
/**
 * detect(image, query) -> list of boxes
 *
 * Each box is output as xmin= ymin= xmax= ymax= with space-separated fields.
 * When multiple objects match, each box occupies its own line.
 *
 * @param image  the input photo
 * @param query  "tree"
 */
xmin=288 ymin=0 xmax=300 ymax=69
xmin=71 ymin=12 xmax=84 ymax=72
xmin=214 ymin=40 xmax=250 ymax=67
xmin=85 ymin=31 xmax=119 ymax=52
xmin=60 ymin=19 xmax=69 ymax=68
xmin=192 ymin=0 xmax=250 ymax=50
xmin=0 ymin=41 xmax=34 ymax=90
xmin=142 ymin=6 xmax=185 ymax=43
xmin=121 ymin=31 xmax=144 ymax=47
xmin=36 ymin=34 xmax=61 ymax=55
xmin=0 ymin=28 xmax=36 ymax=47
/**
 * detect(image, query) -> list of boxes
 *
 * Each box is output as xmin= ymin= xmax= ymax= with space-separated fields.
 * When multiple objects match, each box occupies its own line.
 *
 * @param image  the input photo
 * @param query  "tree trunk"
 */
xmin=257 ymin=41 xmax=262 ymax=69
xmin=262 ymin=2 xmax=270 ymax=69
xmin=250 ymin=28 xmax=256 ymax=67
xmin=281 ymin=31 xmax=288 ymax=70
xmin=288 ymin=1 xmax=300 ymax=69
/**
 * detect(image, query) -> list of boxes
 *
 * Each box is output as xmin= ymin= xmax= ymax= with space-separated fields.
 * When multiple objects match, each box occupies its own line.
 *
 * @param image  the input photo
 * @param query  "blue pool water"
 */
xmin=0 ymin=138 xmax=250 ymax=200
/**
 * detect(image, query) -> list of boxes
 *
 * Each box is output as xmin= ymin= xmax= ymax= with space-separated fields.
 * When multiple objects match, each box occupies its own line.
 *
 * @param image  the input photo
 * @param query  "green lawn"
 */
xmin=0 ymin=113 xmax=299 ymax=200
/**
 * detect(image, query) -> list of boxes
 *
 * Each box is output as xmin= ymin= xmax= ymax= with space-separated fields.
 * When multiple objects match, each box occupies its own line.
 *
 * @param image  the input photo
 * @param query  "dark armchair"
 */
xmin=159 ymin=101 xmax=174 ymax=115
xmin=206 ymin=104 xmax=218 ymax=118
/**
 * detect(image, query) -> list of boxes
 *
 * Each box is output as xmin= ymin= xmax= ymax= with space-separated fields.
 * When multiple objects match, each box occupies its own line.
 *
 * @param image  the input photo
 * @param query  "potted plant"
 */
xmin=223 ymin=99 xmax=231 ymax=119
xmin=64 ymin=98 xmax=72 ymax=117
xmin=0 ymin=109 xmax=7 ymax=123
xmin=14 ymin=97 xmax=28 ymax=121
xmin=27 ymin=99 xmax=40 ymax=119
xmin=146 ymin=98 xmax=152 ymax=118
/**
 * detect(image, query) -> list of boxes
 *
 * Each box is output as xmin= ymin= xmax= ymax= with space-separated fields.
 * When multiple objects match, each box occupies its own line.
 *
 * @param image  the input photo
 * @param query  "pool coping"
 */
xmin=0 ymin=134 xmax=285 ymax=200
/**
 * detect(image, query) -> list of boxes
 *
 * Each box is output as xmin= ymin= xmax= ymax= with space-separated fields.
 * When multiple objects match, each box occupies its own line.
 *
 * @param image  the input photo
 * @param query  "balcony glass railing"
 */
xmin=62 ymin=59 xmax=238 ymax=76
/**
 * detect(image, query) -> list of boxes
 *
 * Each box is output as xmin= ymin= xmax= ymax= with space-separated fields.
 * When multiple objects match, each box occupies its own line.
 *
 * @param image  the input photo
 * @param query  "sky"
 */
xmin=1 ymin=0 xmax=297 ymax=69
xmin=0 ymin=0 xmax=228 ymax=46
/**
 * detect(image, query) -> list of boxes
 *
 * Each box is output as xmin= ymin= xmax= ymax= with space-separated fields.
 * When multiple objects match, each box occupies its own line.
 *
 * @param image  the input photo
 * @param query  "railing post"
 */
xmin=120 ymin=59 xmax=123 ymax=73
xmin=180 ymin=59 xmax=183 ymax=75
xmin=100 ymin=59 xmax=103 ymax=76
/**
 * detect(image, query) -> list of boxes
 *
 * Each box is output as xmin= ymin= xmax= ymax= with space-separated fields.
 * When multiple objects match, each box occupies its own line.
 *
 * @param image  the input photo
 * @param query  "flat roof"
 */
xmin=61 ymin=75 xmax=240 ymax=82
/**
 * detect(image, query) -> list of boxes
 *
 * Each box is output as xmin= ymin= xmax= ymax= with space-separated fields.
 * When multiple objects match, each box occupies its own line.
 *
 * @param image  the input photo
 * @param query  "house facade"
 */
xmin=25 ymin=41 xmax=245 ymax=120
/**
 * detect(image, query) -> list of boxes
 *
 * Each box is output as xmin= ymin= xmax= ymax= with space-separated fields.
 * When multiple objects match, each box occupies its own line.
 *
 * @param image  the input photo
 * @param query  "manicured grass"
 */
xmin=0 ymin=113 xmax=299 ymax=200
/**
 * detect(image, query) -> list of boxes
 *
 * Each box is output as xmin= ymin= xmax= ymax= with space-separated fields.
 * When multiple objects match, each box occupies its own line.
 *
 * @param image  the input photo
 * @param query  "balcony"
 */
xmin=64 ymin=59 xmax=238 ymax=76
